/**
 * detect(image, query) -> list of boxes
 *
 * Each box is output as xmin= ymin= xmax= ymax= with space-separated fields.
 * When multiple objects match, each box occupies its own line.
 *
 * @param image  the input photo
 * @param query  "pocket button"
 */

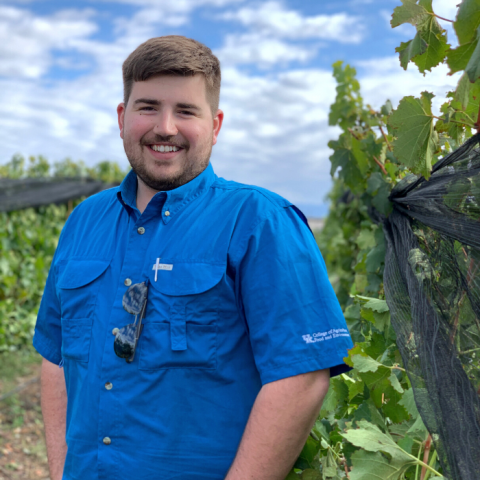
xmin=124 ymin=278 xmax=132 ymax=286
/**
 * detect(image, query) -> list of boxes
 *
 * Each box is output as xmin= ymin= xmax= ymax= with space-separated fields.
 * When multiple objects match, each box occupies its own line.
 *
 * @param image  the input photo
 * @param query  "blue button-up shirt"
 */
xmin=33 ymin=163 xmax=353 ymax=480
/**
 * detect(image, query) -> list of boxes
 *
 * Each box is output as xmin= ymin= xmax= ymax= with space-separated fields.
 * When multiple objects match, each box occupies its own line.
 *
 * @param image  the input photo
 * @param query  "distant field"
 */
xmin=307 ymin=217 xmax=324 ymax=232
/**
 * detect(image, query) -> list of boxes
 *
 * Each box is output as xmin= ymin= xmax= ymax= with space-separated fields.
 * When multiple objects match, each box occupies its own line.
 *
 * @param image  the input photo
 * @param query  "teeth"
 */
xmin=152 ymin=145 xmax=180 ymax=152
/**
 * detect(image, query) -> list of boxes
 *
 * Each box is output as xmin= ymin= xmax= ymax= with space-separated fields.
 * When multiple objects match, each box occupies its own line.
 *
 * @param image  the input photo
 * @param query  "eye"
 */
xmin=140 ymin=106 xmax=155 ymax=111
xmin=179 ymin=110 xmax=194 ymax=116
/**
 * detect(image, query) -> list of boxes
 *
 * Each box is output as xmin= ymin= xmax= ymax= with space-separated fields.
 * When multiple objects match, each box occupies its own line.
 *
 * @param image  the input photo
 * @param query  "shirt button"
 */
xmin=164 ymin=211 xmax=170 ymax=216
xmin=112 ymin=328 xmax=119 ymax=336
xmin=103 ymin=437 xmax=111 ymax=445
xmin=105 ymin=382 xmax=113 ymax=390
xmin=137 ymin=227 xmax=145 ymax=234
xmin=124 ymin=278 xmax=132 ymax=286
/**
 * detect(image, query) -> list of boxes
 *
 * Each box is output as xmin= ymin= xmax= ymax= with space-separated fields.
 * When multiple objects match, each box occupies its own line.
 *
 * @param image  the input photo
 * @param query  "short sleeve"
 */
xmin=33 ymin=258 xmax=62 ymax=365
xmin=234 ymin=205 xmax=353 ymax=385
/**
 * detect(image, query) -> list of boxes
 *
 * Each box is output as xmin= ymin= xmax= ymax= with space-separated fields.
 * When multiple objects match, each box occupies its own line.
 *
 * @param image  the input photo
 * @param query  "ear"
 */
xmin=212 ymin=109 xmax=224 ymax=146
xmin=117 ymin=102 xmax=126 ymax=139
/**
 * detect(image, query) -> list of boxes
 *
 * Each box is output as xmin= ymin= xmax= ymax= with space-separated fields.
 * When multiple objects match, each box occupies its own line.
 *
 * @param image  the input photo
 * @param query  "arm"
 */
xmin=41 ymin=358 xmax=68 ymax=480
xmin=225 ymin=368 xmax=330 ymax=480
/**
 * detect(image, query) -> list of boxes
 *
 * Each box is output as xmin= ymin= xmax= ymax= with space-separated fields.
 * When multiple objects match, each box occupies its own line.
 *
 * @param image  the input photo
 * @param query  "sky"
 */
xmin=0 ymin=0 xmax=460 ymax=216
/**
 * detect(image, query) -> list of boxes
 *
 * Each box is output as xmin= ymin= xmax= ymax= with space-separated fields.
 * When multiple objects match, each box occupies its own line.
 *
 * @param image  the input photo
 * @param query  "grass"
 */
xmin=0 ymin=347 xmax=49 ymax=479
xmin=0 ymin=348 xmax=42 ymax=386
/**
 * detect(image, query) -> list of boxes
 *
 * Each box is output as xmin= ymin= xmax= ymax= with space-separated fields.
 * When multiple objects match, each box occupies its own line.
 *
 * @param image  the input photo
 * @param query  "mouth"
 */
xmin=146 ymin=143 xmax=184 ymax=158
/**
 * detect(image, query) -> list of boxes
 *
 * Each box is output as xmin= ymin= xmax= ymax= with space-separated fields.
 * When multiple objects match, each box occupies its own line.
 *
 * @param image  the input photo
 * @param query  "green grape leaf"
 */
xmin=398 ymin=388 xmax=420 ymax=419
xmin=320 ymin=449 xmax=338 ymax=478
xmin=413 ymin=16 xmax=449 ymax=73
xmin=366 ymin=243 xmax=385 ymax=274
xmin=455 ymin=72 xmax=472 ymax=110
xmin=352 ymin=137 xmax=369 ymax=175
xmin=462 ymin=77 xmax=480 ymax=124
xmin=319 ymin=385 xmax=338 ymax=418
xmin=366 ymin=172 xmax=385 ymax=194
xmin=454 ymin=0 xmax=480 ymax=45
xmin=365 ymin=332 xmax=387 ymax=360
xmin=333 ymin=376 xmax=349 ymax=406
xmin=348 ymin=449 xmax=412 ymax=480
xmin=356 ymin=230 xmax=376 ymax=250
xmin=447 ymin=40 xmax=478 ymax=74
xmin=407 ymin=415 xmax=429 ymax=440
xmin=388 ymin=372 xmax=404 ymax=394
xmin=329 ymin=141 xmax=364 ymax=192
xmin=391 ymin=0 xmax=428 ymax=27
xmin=285 ymin=470 xmax=300 ymax=480
xmin=352 ymin=354 xmax=383 ymax=373
xmin=296 ymin=436 xmax=319 ymax=469
xmin=345 ymin=303 xmax=361 ymax=321
xmin=348 ymin=379 xmax=366 ymax=400
xmin=388 ymin=92 xmax=436 ymax=179
xmin=396 ymin=34 xmax=428 ymax=70
xmin=397 ymin=435 xmax=414 ymax=455
xmin=300 ymin=469 xmax=322 ymax=480
xmin=355 ymin=296 xmax=389 ymax=313
xmin=342 ymin=421 xmax=416 ymax=470
xmin=383 ymin=386 xmax=409 ymax=423
xmin=381 ymin=100 xmax=393 ymax=116
xmin=466 ymin=26 xmax=480 ymax=82
xmin=353 ymin=399 xmax=387 ymax=432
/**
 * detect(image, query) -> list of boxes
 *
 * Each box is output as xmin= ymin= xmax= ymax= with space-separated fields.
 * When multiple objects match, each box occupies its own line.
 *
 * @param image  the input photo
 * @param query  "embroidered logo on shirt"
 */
xmin=152 ymin=258 xmax=173 ymax=281
xmin=302 ymin=328 xmax=349 ymax=344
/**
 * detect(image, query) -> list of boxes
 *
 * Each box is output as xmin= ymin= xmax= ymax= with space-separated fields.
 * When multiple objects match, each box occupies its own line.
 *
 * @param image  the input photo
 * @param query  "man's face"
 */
xmin=117 ymin=74 xmax=223 ymax=191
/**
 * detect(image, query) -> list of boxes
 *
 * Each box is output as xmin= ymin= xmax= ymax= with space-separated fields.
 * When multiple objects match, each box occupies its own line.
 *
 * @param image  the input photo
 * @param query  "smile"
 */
xmin=150 ymin=144 xmax=182 ymax=153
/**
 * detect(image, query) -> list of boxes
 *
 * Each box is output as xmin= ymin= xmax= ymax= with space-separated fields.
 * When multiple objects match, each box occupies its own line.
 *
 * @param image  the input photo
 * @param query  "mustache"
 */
xmin=142 ymin=135 xmax=188 ymax=149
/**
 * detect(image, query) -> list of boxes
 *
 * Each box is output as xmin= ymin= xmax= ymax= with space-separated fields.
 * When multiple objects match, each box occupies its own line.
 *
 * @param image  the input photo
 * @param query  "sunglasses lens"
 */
xmin=123 ymin=282 xmax=148 ymax=315
xmin=114 ymin=324 xmax=137 ymax=358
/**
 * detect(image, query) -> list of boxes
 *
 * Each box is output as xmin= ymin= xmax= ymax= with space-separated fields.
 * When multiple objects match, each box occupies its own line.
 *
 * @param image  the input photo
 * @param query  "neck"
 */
xmin=136 ymin=177 xmax=159 ymax=214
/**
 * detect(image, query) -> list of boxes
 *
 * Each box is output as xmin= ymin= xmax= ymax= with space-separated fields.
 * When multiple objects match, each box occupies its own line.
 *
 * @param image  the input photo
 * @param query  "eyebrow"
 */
xmin=134 ymin=98 xmax=160 ymax=106
xmin=133 ymin=98 xmax=201 ymax=111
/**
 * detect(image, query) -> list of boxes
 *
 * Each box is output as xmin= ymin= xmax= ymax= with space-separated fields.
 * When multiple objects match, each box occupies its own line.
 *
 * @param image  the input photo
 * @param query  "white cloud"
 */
xmin=357 ymin=56 xmax=461 ymax=114
xmin=434 ymin=0 xmax=458 ymax=23
xmin=221 ymin=1 xmax=364 ymax=43
xmin=211 ymin=66 xmax=339 ymax=205
xmin=0 ymin=0 xmax=355 ymax=214
xmin=0 ymin=6 xmax=97 ymax=78
xmin=215 ymin=33 xmax=317 ymax=67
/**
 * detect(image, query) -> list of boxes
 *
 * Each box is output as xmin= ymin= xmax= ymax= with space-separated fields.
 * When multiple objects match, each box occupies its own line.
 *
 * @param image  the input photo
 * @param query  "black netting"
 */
xmin=0 ymin=178 xmax=118 ymax=212
xmin=383 ymin=134 xmax=480 ymax=480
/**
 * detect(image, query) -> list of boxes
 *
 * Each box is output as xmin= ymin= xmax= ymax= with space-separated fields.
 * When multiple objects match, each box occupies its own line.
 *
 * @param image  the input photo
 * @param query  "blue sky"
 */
xmin=0 ymin=0 xmax=459 ymax=216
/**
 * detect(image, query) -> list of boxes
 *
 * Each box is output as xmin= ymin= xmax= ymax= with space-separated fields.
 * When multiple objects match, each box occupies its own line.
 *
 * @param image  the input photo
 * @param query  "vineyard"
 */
xmin=1 ymin=1 xmax=480 ymax=479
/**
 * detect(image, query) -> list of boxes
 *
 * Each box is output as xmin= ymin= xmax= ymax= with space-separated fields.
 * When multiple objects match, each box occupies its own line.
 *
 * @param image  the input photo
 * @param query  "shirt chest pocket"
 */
xmin=139 ymin=261 xmax=224 ymax=371
xmin=56 ymin=258 xmax=110 ymax=362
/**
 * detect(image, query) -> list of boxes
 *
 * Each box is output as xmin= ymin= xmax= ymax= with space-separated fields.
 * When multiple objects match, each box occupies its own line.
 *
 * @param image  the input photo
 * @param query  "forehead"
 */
xmin=129 ymin=74 xmax=208 ymax=104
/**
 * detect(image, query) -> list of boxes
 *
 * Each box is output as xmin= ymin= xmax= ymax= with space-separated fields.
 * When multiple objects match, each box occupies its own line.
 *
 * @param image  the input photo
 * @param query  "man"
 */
xmin=34 ymin=36 xmax=353 ymax=480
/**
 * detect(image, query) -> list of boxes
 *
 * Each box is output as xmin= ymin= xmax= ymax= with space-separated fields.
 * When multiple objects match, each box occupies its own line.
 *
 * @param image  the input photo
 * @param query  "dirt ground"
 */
xmin=0 ymin=360 xmax=50 ymax=480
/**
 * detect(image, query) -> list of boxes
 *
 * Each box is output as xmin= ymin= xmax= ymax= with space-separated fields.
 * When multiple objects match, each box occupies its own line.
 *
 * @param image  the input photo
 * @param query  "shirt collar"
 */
xmin=117 ymin=163 xmax=216 ymax=224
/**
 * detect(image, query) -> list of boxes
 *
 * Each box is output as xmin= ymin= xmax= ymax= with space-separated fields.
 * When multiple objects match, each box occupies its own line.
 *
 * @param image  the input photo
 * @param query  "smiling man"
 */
xmin=34 ymin=36 xmax=353 ymax=480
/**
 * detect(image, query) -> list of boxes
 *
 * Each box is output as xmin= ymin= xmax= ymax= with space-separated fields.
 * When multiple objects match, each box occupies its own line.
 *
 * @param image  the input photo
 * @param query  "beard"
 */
xmin=124 ymin=134 xmax=212 ymax=192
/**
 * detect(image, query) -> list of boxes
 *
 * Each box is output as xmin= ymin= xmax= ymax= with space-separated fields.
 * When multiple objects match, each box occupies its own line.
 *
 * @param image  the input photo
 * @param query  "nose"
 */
xmin=153 ymin=110 xmax=178 ymax=137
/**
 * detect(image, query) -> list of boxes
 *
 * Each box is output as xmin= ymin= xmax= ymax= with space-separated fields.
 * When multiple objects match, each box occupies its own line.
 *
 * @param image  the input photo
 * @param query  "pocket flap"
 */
xmin=151 ymin=261 xmax=224 ymax=296
xmin=58 ymin=259 xmax=110 ymax=289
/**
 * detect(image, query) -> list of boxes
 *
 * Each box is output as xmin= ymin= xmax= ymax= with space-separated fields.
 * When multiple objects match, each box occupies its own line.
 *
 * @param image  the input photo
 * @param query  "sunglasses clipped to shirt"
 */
xmin=113 ymin=280 xmax=149 ymax=363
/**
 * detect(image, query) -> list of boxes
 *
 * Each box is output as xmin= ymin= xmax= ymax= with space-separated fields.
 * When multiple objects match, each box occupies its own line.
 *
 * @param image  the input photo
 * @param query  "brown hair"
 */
xmin=122 ymin=35 xmax=221 ymax=115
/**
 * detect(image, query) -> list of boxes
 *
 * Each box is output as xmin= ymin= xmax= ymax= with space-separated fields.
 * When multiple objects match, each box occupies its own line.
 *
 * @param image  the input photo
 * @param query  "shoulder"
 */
xmin=55 ymin=186 xmax=121 ymax=253
xmin=209 ymin=177 xmax=314 ymax=259
xmin=211 ymin=177 xmax=292 ymax=217
xmin=67 ymin=186 xmax=120 ymax=222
